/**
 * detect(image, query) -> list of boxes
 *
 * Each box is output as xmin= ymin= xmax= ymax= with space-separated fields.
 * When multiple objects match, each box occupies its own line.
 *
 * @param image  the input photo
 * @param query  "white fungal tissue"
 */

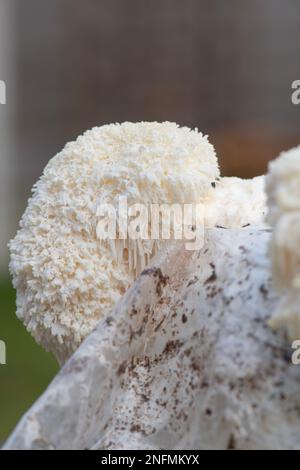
xmin=204 ymin=175 xmax=267 ymax=228
xmin=266 ymin=145 xmax=300 ymax=340
xmin=9 ymin=122 xmax=219 ymax=362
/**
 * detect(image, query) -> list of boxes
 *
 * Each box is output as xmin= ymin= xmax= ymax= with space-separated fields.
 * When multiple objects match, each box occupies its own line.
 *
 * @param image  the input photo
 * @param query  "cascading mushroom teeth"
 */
xmin=9 ymin=122 xmax=219 ymax=363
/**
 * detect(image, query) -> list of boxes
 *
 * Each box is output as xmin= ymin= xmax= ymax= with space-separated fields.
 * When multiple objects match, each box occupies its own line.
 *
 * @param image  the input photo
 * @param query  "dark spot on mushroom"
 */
xmin=105 ymin=316 xmax=114 ymax=326
xmin=227 ymin=434 xmax=236 ymax=450
xmin=259 ymin=284 xmax=268 ymax=299
xmin=130 ymin=423 xmax=146 ymax=436
xmin=163 ymin=340 xmax=183 ymax=358
xmin=204 ymin=263 xmax=217 ymax=285
xmin=190 ymin=359 xmax=200 ymax=371
xmin=141 ymin=267 xmax=169 ymax=296
xmin=117 ymin=361 xmax=127 ymax=376
xmin=154 ymin=316 xmax=165 ymax=332
xmin=187 ymin=276 xmax=198 ymax=287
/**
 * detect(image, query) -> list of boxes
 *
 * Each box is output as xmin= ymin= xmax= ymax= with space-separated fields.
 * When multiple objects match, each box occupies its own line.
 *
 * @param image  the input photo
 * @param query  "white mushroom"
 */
xmin=267 ymin=145 xmax=300 ymax=340
xmin=9 ymin=121 xmax=270 ymax=364
xmin=7 ymin=127 xmax=300 ymax=450
xmin=9 ymin=122 xmax=219 ymax=363
xmin=204 ymin=175 xmax=267 ymax=229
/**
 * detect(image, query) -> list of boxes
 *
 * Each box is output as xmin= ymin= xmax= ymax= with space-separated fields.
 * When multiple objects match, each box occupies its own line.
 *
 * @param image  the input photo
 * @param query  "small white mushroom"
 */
xmin=204 ymin=175 xmax=267 ymax=229
xmin=267 ymin=145 xmax=300 ymax=340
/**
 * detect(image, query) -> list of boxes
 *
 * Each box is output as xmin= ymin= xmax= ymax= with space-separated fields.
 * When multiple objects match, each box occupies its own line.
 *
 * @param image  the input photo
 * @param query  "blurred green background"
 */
xmin=0 ymin=279 xmax=58 ymax=443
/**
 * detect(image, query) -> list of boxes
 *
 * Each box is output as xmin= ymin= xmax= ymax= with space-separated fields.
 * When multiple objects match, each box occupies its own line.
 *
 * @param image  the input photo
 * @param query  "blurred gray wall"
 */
xmin=0 ymin=0 xmax=15 ymax=273
xmin=3 ymin=0 xmax=300 ymax=273
xmin=15 ymin=1 xmax=300 ymax=188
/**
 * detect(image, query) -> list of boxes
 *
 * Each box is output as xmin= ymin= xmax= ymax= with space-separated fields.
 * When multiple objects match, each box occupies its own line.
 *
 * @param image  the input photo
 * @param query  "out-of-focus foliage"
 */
xmin=0 ymin=279 xmax=58 ymax=443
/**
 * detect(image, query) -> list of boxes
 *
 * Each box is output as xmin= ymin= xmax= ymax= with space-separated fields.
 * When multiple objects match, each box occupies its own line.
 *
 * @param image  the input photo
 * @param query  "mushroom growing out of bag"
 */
xmin=7 ymin=123 xmax=300 ymax=450
xmin=9 ymin=122 xmax=268 ymax=364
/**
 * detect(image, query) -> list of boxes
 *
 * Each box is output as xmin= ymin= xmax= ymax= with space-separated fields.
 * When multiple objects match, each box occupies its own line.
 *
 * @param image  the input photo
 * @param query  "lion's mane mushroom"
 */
xmin=267 ymin=145 xmax=300 ymax=340
xmin=9 ymin=122 xmax=219 ymax=363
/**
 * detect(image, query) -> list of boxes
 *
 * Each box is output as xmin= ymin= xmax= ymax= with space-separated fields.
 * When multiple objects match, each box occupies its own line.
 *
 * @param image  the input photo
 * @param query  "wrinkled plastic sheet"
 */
xmin=4 ymin=228 xmax=300 ymax=450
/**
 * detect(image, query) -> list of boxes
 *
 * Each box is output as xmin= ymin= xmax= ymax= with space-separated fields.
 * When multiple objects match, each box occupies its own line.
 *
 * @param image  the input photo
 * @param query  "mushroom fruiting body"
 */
xmin=9 ymin=121 xmax=270 ymax=363
xmin=204 ymin=175 xmax=267 ymax=228
xmin=9 ymin=122 xmax=219 ymax=363
xmin=6 ymin=125 xmax=300 ymax=449
xmin=267 ymin=145 xmax=300 ymax=340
